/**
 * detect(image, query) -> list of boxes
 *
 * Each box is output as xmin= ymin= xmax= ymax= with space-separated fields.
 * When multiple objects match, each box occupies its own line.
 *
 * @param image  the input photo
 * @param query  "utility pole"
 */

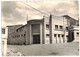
xmin=49 ymin=14 xmax=53 ymax=44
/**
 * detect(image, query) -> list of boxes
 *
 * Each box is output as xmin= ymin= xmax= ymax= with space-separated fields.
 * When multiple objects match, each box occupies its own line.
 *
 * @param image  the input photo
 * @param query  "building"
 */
xmin=73 ymin=26 xmax=79 ymax=42
xmin=7 ymin=25 xmax=23 ymax=44
xmin=7 ymin=15 xmax=79 ymax=45
xmin=2 ymin=27 xmax=8 ymax=56
xmin=68 ymin=26 xmax=79 ymax=42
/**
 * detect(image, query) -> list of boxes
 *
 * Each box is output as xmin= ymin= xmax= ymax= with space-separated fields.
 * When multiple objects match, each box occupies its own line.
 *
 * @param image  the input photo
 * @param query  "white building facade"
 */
xmin=2 ymin=27 xmax=8 ymax=56
xmin=43 ymin=15 xmax=69 ymax=44
xmin=7 ymin=15 xmax=78 ymax=45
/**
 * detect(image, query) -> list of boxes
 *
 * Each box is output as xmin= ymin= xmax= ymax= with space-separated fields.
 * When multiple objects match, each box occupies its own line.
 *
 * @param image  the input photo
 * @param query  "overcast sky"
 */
xmin=1 ymin=1 xmax=79 ymax=27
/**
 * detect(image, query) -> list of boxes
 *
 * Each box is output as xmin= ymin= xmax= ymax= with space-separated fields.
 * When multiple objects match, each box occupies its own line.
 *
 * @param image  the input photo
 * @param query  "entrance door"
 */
xmin=33 ymin=35 xmax=40 ymax=44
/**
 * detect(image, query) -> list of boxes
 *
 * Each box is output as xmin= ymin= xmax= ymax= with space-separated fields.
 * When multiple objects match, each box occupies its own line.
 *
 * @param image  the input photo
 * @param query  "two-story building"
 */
xmin=7 ymin=15 xmax=79 ymax=45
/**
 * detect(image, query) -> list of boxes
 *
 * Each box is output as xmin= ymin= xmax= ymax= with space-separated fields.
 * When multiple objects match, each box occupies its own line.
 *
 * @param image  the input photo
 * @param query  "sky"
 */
xmin=1 ymin=1 xmax=79 ymax=27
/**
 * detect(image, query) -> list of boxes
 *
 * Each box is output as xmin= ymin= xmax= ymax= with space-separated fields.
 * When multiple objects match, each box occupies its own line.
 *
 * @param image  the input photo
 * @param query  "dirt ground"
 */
xmin=7 ymin=42 xmax=79 ymax=56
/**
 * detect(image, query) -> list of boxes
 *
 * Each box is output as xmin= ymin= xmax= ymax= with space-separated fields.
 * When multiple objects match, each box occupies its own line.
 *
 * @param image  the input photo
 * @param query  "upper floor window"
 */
xmin=60 ymin=26 xmax=63 ymax=29
xmin=12 ymin=36 xmax=14 ymax=38
xmin=46 ymin=24 xmax=49 ymax=30
xmin=46 ymin=34 xmax=49 ymax=37
xmin=55 ymin=25 xmax=58 ymax=30
xmin=76 ymin=32 xmax=79 ymax=37
xmin=15 ymin=36 xmax=16 ymax=38
xmin=2 ymin=28 xmax=5 ymax=34
xmin=21 ymin=34 xmax=23 ymax=37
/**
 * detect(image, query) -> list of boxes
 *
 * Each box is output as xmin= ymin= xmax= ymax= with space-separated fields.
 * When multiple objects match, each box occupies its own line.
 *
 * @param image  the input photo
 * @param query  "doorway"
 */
xmin=33 ymin=35 xmax=40 ymax=44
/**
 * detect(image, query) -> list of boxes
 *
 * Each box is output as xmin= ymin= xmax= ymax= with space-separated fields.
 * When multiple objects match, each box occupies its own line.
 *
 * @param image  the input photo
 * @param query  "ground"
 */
xmin=7 ymin=42 xmax=79 ymax=56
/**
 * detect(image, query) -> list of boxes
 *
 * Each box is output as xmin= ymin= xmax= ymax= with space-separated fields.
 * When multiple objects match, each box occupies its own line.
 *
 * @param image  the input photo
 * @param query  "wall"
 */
xmin=7 ymin=25 xmax=23 ymax=44
xmin=43 ymin=16 xmax=50 ymax=44
xmin=51 ymin=15 xmax=68 ymax=43
xmin=8 ymin=31 xmax=26 ymax=45
xmin=2 ymin=27 xmax=8 ymax=56
xmin=8 ymin=25 xmax=27 ymax=45
xmin=74 ymin=30 xmax=79 ymax=42
xmin=27 ymin=20 xmax=43 ymax=44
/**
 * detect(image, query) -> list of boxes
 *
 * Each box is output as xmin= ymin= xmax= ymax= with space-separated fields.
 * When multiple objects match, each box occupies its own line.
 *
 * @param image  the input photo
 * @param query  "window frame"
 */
xmin=54 ymin=34 xmax=57 ymax=38
xmin=46 ymin=24 xmax=49 ymax=30
xmin=60 ymin=26 xmax=63 ymax=29
xmin=55 ymin=25 xmax=58 ymax=30
xmin=46 ymin=34 xmax=50 ymax=37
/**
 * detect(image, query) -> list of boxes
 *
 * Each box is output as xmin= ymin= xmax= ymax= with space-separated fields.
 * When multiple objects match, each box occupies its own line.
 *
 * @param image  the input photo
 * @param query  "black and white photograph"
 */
xmin=1 ymin=0 xmax=79 ymax=56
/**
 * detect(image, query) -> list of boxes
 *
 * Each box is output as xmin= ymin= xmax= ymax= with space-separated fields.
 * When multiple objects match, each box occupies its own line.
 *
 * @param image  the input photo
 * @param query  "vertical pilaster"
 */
xmin=43 ymin=18 xmax=46 ymax=44
xmin=61 ymin=35 xmax=63 ymax=43
xmin=63 ymin=17 xmax=66 ymax=43
xmin=52 ymin=20 xmax=54 ymax=44
xmin=57 ymin=35 xmax=59 ymax=43
xmin=60 ymin=35 xmax=61 ymax=43
xmin=30 ymin=25 xmax=32 ymax=44
xmin=56 ymin=35 xmax=57 ymax=43
xmin=40 ymin=23 xmax=42 ymax=44
xmin=65 ymin=34 xmax=67 ymax=43
xmin=49 ymin=15 xmax=53 ymax=44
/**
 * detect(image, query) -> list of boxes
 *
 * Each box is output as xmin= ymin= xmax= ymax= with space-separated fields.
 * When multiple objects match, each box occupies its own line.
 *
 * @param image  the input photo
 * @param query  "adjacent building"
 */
xmin=2 ymin=27 xmax=8 ymax=56
xmin=7 ymin=15 xmax=79 ymax=45
xmin=7 ymin=25 xmax=23 ymax=44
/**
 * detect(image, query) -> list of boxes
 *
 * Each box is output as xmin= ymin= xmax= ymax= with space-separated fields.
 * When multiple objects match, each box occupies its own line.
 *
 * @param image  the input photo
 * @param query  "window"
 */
xmin=54 ymin=34 xmax=57 ymax=37
xmin=12 ymin=36 xmax=14 ymax=38
xmin=58 ymin=34 xmax=60 ymax=37
xmin=21 ymin=34 xmax=23 ymax=37
xmin=76 ymin=32 xmax=79 ymax=37
xmin=15 ymin=36 xmax=16 ymax=38
xmin=60 ymin=26 xmax=63 ymax=29
xmin=18 ymin=35 xmax=20 ymax=37
xmin=17 ymin=35 xmax=19 ymax=37
xmin=62 ymin=35 xmax=64 ymax=38
xmin=24 ymin=34 xmax=25 ymax=36
xmin=2 ymin=28 xmax=5 ymax=34
xmin=55 ymin=25 xmax=58 ymax=30
xmin=46 ymin=34 xmax=49 ymax=37
xmin=66 ymin=27 xmax=68 ymax=31
xmin=46 ymin=24 xmax=49 ymax=30
xmin=66 ymin=35 xmax=68 ymax=38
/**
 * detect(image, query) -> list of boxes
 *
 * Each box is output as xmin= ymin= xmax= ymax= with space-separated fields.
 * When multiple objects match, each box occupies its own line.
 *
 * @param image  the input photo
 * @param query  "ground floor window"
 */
xmin=54 ymin=34 xmax=65 ymax=38
xmin=58 ymin=34 xmax=60 ymax=37
xmin=62 ymin=35 xmax=64 ymax=38
xmin=54 ymin=34 xmax=57 ymax=38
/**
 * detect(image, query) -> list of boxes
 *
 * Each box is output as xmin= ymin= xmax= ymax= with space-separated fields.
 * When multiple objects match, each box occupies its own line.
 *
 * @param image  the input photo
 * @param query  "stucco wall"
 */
xmin=43 ymin=16 xmax=50 ymax=44
xmin=74 ymin=30 xmax=79 ymax=42
xmin=27 ymin=20 xmax=44 ymax=44
xmin=8 ymin=31 xmax=26 ymax=45
xmin=51 ymin=15 xmax=68 ymax=43
xmin=8 ymin=25 xmax=27 ymax=45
